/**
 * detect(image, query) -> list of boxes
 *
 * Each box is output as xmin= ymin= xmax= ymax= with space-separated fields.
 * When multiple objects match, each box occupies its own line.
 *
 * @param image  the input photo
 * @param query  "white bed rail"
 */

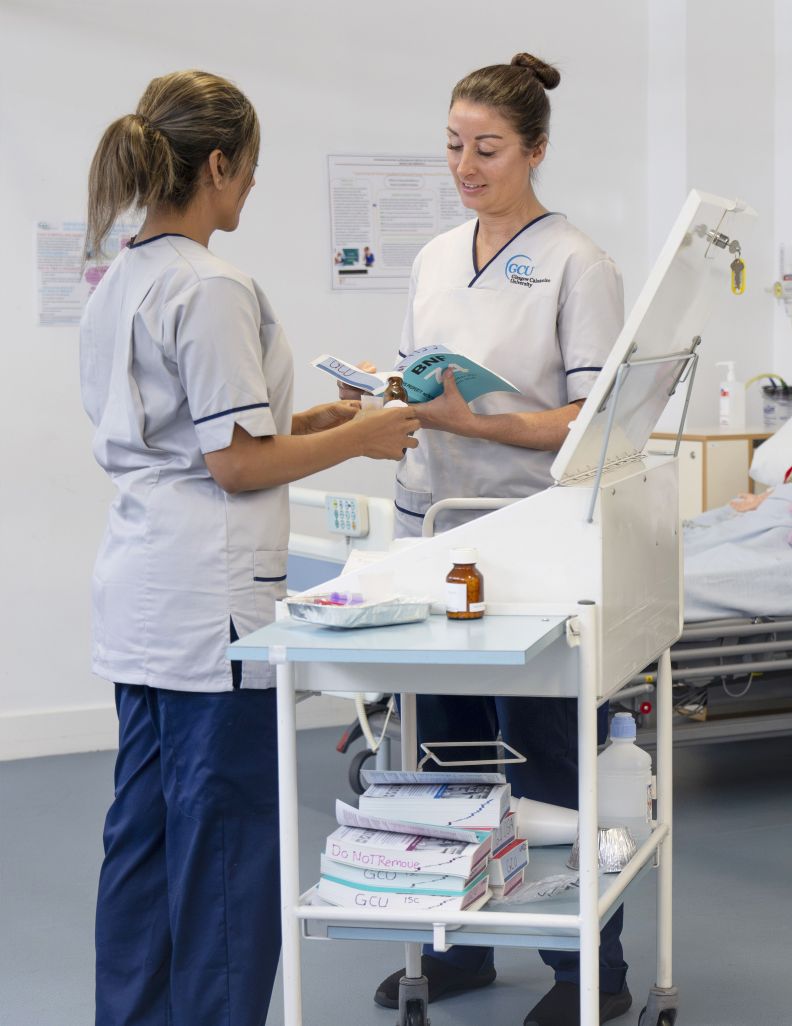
xmin=288 ymin=486 xmax=395 ymax=561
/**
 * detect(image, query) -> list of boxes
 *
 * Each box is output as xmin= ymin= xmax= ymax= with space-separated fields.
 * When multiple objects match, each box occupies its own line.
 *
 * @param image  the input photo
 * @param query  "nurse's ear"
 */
xmin=207 ymin=148 xmax=230 ymax=191
xmin=528 ymin=135 xmax=548 ymax=171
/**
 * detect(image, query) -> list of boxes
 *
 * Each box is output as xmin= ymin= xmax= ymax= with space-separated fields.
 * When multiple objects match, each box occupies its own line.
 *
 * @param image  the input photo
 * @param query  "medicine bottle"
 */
xmin=445 ymin=548 xmax=485 ymax=620
xmin=382 ymin=372 xmax=408 ymax=406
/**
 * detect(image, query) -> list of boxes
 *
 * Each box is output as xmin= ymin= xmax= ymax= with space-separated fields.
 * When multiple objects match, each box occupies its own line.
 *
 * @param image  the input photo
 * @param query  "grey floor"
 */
xmin=2 ymin=730 xmax=791 ymax=1026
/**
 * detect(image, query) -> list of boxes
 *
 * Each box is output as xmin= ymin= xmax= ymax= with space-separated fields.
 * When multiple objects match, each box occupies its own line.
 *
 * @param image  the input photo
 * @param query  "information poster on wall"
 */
xmin=328 ymin=155 xmax=473 ymax=291
xmin=36 ymin=220 xmax=139 ymax=326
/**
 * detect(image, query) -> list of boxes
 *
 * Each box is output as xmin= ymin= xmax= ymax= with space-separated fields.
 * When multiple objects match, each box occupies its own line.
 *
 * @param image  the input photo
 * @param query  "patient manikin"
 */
xmin=683 ymin=419 xmax=792 ymax=621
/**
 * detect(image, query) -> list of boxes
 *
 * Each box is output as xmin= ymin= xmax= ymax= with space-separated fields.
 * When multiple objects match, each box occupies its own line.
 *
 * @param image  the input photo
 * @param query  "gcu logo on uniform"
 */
xmin=505 ymin=253 xmax=550 ymax=288
xmin=506 ymin=254 xmax=534 ymax=278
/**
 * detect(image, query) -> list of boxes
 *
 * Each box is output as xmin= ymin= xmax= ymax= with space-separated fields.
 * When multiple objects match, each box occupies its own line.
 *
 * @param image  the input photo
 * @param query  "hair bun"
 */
xmin=510 ymin=53 xmax=561 ymax=90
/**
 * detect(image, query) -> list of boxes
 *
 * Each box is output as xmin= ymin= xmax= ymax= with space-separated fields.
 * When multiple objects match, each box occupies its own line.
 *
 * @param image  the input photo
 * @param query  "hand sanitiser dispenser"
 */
xmin=716 ymin=361 xmax=746 ymax=431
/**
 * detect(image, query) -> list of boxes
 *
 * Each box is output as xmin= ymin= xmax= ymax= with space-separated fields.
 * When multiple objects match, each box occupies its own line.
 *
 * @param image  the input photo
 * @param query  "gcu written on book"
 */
xmin=317 ymin=870 xmax=490 ymax=912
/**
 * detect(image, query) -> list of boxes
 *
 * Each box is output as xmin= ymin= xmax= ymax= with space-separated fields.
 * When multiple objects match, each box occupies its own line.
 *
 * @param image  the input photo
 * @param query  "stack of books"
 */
xmin=316 ymin=771 xmax=523 ymax=913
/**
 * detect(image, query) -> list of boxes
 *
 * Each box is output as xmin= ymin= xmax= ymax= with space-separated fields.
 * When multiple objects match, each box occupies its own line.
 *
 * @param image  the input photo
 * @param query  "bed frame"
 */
xmin=624 ymin=616 xmax=792 ymax=745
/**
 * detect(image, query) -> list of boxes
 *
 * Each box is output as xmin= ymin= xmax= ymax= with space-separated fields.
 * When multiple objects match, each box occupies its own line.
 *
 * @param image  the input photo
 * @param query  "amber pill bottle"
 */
xmin=382 ymin=373 xmax=408 ymax=405
xmin=445 ymin=548 xmax=485 ymax=620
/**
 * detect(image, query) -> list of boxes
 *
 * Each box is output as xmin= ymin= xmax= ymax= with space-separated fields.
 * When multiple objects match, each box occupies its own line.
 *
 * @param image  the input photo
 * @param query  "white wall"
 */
xmin=773 ymin=0 xmax=792 ymax=381
xmin=0 ymin=0 xmax=784 ymax=758
xmin=685 ymin=0 xmax=776 ymax=427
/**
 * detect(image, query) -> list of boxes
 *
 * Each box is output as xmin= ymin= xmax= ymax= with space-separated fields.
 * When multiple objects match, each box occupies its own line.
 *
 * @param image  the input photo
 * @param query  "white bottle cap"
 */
xmin=451 ymin=547 xmax=478 ymax=564
xmin=387 ymin=371 xmax=404 ymax=380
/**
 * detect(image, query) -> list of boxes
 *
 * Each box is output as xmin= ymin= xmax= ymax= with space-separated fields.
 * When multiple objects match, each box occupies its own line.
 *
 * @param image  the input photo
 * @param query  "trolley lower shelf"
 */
xmin=300 ymin=840 xmax=657 ymax=951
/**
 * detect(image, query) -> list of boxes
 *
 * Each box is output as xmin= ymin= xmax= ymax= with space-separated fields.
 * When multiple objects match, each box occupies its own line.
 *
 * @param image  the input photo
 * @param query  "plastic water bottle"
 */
xmin=597 ymin=713 xmax=653 ymax=843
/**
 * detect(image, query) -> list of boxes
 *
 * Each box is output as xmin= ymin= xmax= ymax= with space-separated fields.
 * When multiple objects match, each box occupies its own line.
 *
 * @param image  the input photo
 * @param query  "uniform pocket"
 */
xmin=394 ymin=478 xmax=433 ymax=539
xmin=253 ymin=549 xmax=288 ymax=623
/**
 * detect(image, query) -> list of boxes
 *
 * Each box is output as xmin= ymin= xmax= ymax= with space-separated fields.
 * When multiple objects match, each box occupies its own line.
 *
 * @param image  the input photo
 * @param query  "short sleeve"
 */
xmin=558 ymin=258 xmax=624 ymax=402
xmin=166 ymin=276 xmax=278 ymax=453
xmin=397 ymin=260 xmax=420 ymax=362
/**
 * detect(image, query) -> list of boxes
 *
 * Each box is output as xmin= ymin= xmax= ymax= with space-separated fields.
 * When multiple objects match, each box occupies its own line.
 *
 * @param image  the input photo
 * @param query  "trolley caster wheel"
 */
xmin=639 ymin=1008 xmax=676 ymax=1026
xmin=404 ymin=997 xmax=429 ymax=1026
xmin=348 ymin=747 xmax=375 ymax=795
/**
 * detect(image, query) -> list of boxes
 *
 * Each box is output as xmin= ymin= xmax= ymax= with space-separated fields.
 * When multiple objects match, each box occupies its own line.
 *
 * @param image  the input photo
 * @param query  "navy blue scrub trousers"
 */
xmin=416 ymin=693 xmax=627 ymax=995
xmin=95 ymin=682 xmax=281 ymax=1026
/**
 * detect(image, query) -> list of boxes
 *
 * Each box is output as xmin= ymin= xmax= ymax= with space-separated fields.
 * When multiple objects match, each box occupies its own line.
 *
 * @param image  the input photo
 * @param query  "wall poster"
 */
xmin=36 ymin=220 xmax=139 ymax=326
xmin=328 ymin=154 xmax=473 ymax=291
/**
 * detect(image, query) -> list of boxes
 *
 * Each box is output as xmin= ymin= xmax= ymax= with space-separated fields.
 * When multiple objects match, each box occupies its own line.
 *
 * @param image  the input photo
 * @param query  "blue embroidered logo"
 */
xmin=506 ymin=254 xmax=534 ymax=278
xmin=505 ymin=253 xmax=550 ymax=288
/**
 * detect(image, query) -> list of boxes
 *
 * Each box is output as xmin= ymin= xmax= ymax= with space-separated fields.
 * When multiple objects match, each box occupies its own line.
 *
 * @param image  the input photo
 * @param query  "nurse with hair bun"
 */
xmin=361 ymin=53 xmax=632 ymax=1026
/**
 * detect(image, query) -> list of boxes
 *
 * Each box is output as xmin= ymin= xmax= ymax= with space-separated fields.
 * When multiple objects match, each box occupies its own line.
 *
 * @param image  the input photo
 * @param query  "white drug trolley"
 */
xmin=229 ymin=191 xmax=755 ymax=1026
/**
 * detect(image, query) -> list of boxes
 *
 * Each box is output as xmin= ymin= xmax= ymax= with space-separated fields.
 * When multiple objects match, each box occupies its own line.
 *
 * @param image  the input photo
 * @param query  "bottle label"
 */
xmin=469 ymin=602 xmax=486 ymax=613
xmin=445 ymin=582 xmax=468 ymax=613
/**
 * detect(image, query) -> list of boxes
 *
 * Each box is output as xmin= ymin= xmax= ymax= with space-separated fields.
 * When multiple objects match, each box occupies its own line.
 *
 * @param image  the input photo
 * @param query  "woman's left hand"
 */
xmin=729 ymin=489 xmax=772 ymax=512
xmin=294 ymin=400 xmax=361 ymax=435
xmin=412 ymin=369 xmax=478 ymax=436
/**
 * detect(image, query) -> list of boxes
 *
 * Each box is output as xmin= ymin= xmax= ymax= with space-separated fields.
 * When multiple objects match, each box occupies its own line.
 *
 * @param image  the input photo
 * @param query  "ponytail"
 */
xmin=85 ymin=70 xmax=259 ymax=258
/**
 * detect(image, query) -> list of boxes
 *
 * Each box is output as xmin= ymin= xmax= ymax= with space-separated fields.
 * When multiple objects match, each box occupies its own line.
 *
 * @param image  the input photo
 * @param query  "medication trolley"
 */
xmin=230 ymin=191 xmax=755 ymax=1026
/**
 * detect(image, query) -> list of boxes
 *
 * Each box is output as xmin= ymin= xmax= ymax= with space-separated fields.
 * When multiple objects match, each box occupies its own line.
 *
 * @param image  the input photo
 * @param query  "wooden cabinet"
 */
xmin=650 ymin=428 xmax=771 ymax=519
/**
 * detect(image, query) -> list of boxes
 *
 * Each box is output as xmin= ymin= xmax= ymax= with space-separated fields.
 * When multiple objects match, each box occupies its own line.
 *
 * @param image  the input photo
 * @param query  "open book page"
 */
xmin=335 ymin=799 xmax=484 ymax=843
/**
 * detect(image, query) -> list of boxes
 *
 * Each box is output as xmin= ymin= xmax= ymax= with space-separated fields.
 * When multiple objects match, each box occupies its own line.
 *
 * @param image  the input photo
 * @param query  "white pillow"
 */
xmin=750 ymin=418 xmax=792 ymax=486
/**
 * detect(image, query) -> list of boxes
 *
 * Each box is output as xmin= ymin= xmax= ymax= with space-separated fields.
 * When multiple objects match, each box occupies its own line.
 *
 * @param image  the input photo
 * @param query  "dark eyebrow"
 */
xmin=446 ymin=127 xmax=504 ymax=140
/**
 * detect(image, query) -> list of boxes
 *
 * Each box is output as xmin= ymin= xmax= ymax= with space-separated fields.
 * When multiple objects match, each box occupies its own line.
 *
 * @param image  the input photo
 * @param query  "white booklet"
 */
xmin=324 ymin=824 xmax=491 ymax=877
xmin=319 ymin=853 xmax=488 ymax=894
xmin=358 ymin=781 xmax=511 ymax=830
xmin=336 ymin=799 xmax=487 ymax=844
xmin=317 ymin=870 xmax=490 ymax=912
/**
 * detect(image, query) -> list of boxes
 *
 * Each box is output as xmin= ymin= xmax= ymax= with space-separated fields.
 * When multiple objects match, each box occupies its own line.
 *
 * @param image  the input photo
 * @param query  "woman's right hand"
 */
xmin=354 ymin=406 xmax=420 ymax=460
xmin=337 ymin=361 xmax=379 ymax=400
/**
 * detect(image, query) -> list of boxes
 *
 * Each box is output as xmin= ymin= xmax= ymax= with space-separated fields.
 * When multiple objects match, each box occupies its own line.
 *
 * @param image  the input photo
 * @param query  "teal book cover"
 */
xmin=395 ymin=345 xmax=520 ymax=403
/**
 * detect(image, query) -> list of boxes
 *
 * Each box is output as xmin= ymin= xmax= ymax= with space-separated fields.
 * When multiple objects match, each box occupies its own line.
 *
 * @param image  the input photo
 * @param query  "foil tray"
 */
xmin=567 ymin=826 xmax=638 ymax=874
xmin=285 ymin=595 xmax=432 ymax=630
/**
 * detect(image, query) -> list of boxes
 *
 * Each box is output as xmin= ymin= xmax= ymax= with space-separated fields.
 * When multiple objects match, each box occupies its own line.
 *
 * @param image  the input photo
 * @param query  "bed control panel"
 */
xmin=325 ymin=494 xmax=370 ymax=537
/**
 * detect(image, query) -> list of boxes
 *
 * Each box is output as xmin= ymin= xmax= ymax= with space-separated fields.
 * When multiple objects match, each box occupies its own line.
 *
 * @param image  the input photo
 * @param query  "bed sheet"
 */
xmin=683 ymin=483 xmax=792 ymax=621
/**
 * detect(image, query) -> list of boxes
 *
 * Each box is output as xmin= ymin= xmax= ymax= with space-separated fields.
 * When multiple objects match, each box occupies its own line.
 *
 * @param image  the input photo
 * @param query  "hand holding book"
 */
xmin=313 ymin=345 xmax=520 ymax=405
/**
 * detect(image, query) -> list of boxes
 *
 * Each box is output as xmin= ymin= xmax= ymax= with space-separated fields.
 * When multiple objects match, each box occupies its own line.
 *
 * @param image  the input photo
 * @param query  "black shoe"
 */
xmin=524 ymin=981 xmax=632 ymax=1026
xmin=373 ymin=954 xmax=497 ymax=1009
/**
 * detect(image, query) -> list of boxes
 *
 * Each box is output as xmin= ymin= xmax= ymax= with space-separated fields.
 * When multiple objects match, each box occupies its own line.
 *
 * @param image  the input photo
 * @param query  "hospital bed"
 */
xmin=625 ymin=616 xmax=792 ymax=746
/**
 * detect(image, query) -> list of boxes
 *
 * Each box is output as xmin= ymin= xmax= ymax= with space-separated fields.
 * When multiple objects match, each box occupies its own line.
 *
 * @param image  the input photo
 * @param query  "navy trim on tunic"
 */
xmin=394 ymin=502 xmax=425 ymax=519
xmin=127 ymin=233 xmax=190 ymax=249
xmin=194 ymin=402 xmax=270 ymax=425
xmin=468 ymin=212 xmax=558 ymax=287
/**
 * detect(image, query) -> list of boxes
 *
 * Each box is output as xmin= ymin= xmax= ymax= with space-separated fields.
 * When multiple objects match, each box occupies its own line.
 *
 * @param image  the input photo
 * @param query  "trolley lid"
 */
xmin=551 ymin=189 xmax=757 ymax=486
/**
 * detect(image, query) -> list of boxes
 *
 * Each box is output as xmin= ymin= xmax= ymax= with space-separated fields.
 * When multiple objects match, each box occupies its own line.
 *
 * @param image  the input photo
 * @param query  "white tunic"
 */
xmin=395 ymin=213 xmax=624 ymax=536
xmin=80 ymin=234 xmax=293 ymax=691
